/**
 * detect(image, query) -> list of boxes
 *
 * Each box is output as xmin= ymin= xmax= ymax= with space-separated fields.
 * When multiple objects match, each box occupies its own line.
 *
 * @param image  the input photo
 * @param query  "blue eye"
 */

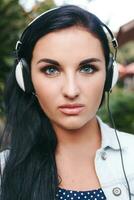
xmin=41 ymin=66 xmax=59 ymax=76
xmin=80 ymin=64 xmax=97 ymax=74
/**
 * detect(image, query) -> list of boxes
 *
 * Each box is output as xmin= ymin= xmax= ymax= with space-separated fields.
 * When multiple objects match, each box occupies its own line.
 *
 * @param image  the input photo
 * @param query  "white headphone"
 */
xmin=15 ymin=59 xmax=25 ymax=91
xmin=111 ymin=60 xmax=119 ymax=89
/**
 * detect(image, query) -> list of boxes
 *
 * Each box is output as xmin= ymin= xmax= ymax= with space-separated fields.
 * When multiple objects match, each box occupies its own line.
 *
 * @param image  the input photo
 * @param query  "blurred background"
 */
xmin=0 ymin=0 xmax=134 ymax=135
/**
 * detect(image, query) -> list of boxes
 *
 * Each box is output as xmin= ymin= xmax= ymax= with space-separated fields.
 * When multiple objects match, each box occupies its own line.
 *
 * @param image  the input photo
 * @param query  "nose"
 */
xmin=62 ymin=73 xmax=80 ymax=99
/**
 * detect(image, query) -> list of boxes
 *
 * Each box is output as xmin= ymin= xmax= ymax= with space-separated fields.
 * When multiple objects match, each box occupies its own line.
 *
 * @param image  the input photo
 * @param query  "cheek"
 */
xmin=83 ymin=73 xmax=106 ymax=108
xmin=32 ymin=77 xmax=60 ymax=112
xmin=32 ymin=69 xmax=56 ymax=98
xmin=84 ymin=72 xmax=105 ymax=94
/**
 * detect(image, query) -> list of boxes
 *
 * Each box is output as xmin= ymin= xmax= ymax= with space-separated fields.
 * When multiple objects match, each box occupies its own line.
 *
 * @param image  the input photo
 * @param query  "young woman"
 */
xmin=0 ymin=5 xmax=134 ymax=200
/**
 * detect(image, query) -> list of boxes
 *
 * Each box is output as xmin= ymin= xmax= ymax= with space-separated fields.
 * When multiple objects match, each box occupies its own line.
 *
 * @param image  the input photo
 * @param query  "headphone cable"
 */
xmin=106 ymin=92 xmax=131 ymax=200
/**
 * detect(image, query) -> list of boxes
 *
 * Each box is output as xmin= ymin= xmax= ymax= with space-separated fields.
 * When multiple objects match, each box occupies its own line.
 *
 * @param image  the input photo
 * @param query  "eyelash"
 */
xmin=80 ymin=64 xmax=98 ymax=74
xmin=40 ymin=66 xmax=59 ymax=76
xmin=40 ymin=64 xmax=98 ymax=76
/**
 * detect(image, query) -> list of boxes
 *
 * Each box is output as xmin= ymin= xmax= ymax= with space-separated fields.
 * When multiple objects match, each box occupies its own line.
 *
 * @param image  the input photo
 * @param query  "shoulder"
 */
xmin=111 ymin=129 xmax=134 ymax=181
xmin=97 ymin=117 xmax=134 ymax=176
xmin=97 ymin=116 xmax=134 ymax=150
xmin=0 ymin=149 xmax=10 ymax=175
xmin=116 ymin=129 xmax=134 ymax=151
xmin=117 ymin=129 xmax=134 ymax=141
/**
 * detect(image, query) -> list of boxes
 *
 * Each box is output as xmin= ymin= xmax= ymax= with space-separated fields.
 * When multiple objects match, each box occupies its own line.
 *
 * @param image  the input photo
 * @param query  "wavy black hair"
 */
xmin=0 ymin=5 xmax=110 ymax=200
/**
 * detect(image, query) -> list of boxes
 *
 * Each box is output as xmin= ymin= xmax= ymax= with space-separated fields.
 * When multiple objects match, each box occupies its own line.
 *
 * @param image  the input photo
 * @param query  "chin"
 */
xmin=58 ymin=118 xmax=90 ymax=131
xmin=51 ymin=113 xmax=96 ymax=132
xmin=62 ymin=124 xmax=83 ymax=131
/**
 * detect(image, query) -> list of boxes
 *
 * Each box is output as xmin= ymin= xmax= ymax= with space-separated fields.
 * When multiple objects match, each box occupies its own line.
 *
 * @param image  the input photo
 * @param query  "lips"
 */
xmin=58 ymin=104 xmax=85 ymax=115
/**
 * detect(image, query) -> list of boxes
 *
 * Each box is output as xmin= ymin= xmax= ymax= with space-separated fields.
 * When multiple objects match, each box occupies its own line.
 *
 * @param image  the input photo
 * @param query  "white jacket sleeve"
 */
xmin=0 ymin=150 xmax=10 ymax=176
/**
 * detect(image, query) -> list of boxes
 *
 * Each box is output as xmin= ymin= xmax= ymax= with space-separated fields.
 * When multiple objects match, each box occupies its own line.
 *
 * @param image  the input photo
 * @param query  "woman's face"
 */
xmin=31 ymin=26 xmax=106 ymax=131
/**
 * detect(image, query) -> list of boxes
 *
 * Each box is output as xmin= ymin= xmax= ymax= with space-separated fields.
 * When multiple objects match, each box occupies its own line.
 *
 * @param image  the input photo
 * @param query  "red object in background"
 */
xmin=118 ymin=63 xmax=126 ymax=78
xmin=126 ymin=63 xmax=134 ymax=74
xmin=118 ymin=63 xmax=134 ymax=78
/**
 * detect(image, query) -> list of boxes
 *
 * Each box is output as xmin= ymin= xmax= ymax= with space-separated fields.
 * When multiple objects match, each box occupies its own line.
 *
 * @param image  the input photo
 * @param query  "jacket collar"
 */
xmin=97 ymin=116 xmax=125 ymax=150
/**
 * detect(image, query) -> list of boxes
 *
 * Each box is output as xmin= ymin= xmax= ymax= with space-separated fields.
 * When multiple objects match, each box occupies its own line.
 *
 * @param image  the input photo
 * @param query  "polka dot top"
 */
xmin=56 ymin=187 xmax=106 ymax=200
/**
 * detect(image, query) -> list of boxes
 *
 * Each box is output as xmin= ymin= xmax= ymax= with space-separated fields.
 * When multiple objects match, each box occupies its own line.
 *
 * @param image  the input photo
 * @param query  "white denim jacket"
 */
xmin=0 ymin=117 xmax=134 ymax=199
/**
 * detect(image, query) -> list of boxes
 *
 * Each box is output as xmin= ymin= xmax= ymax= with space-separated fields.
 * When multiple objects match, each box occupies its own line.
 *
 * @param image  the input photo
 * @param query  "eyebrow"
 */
xmin=37 ymin=58 xmax=102 ymax=66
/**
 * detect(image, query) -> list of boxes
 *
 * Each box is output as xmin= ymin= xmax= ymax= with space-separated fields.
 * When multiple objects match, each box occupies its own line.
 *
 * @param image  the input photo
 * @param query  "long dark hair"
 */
xmin=0 ymin=5 xmax=110 ymax=200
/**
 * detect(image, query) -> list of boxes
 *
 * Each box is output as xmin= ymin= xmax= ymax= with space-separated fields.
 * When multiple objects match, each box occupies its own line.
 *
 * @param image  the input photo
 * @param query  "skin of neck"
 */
xmin=54 ymin=116 xmax=101 ymax=159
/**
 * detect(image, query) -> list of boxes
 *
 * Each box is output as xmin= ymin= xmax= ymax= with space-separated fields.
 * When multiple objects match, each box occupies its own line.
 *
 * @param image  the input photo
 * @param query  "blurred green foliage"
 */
xmin=0 ymin=0 xmax=55 ymax=117
xmin=98 ymin=89 xmax=134 ymax=134
xmin=0 ymin=0 xmax=29 ymax=116
xmin=117 ymin=41 xmax=134 ymax=64
xmin=31 ymin=0 xmax=56 ymax=14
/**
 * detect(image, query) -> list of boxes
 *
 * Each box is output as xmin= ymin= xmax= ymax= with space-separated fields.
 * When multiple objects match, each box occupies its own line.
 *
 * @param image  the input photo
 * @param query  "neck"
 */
xmin=54 ymin=116 xmax=101 ymax=158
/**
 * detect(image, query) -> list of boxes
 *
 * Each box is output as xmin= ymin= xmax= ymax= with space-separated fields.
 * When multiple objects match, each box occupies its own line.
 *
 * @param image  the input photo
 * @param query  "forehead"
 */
xmin=32 ymin=26 xmax=105 ymax=61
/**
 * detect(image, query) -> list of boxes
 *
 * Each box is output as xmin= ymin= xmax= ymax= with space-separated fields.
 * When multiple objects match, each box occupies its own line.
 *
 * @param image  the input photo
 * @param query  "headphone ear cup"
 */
xmin=104 ymin=56 xmax=118 ymax=92
xmin=15 ymin=58 xmax=34 ymax=93
xmin=15 ymin=59 xmax=25 ymax=91
xmin=111 ymin=61 xmax=119 ymax=89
